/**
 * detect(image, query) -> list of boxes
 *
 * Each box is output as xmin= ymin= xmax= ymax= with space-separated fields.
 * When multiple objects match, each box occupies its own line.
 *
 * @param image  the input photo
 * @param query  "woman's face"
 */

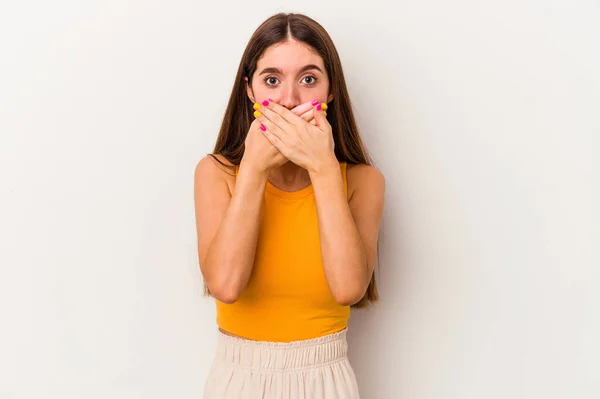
xmin=246 ymin=40 xmax=333 ymax=109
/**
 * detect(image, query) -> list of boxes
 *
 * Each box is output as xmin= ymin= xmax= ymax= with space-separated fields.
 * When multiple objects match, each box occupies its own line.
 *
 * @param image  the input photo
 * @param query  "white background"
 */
xmin=1 ymin=1 xmax=599 ymax=398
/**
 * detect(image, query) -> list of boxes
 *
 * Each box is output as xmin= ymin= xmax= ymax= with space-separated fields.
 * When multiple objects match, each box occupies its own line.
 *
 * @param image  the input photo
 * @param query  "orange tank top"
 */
xmin=215 ymin=162 xmax=351 ymax=342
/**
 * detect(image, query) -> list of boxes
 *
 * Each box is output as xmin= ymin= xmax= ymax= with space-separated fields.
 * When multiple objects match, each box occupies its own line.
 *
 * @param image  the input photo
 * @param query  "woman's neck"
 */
xmin=267 ymin=161 xmax=311 ymax=191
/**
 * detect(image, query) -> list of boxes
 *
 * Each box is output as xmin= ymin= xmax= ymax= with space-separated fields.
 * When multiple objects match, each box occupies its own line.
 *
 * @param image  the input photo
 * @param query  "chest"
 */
xmin=245 ymin=195 xmax=331 ymax=298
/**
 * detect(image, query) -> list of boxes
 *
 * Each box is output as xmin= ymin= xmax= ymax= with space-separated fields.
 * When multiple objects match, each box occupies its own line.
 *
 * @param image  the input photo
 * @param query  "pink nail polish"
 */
xmin=316 ymin=104 xmax=322 ymax=110
xmin=262 ymin=100 xmax=269 ymax=106
xmin=311 ymin=100 xmax=319 ymax=106
xmin=260 ymin=124 xmax=266 ymax=131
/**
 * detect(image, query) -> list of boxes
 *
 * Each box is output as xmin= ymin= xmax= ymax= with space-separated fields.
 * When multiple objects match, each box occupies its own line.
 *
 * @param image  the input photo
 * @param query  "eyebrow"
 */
xmin=258 ymin=64 xmax=324 ymax=76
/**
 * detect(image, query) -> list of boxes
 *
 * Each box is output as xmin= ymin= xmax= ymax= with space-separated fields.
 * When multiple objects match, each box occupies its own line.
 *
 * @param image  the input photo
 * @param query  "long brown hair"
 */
xmin=207 ymin=12 xmax=379 ymax=308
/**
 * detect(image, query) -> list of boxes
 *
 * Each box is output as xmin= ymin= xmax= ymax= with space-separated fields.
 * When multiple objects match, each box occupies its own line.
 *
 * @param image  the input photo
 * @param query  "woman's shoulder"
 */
xmin=345 ymin=163 xmax=385 ymax=202
xmin=194 ymin=153 xmax=237 ymax=196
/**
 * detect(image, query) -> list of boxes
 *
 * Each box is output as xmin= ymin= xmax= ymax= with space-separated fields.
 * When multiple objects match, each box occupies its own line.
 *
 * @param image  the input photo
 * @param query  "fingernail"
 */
xmin=253 ymin=103 xmax=260 ymax=110
xmin=311 ymin=100 xmax=319 ymax=106
xmin=321 ymin=103 xmax=328 ymax=111
xmin=260 ymin=124 xmax=266 ymax=131
xmin=323 ymin=111 xmax=327 ymax=117
xmin=262 ymin=100 xmax=269 ymax=106
xmin=254 ymin=110 xmax=261 ymax=118
xmin=316 ymin=104 xmax=322 ymax=111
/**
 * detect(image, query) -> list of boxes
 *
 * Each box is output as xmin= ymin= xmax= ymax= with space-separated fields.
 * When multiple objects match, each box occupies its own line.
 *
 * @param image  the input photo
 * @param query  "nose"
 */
xmin=276 ymin=84 xmax=301 ymax=110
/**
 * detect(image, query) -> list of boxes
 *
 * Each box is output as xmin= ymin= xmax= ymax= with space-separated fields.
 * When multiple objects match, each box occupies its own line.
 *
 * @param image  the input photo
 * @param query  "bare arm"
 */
xmin=193 ymin=156 xmax=268 ymax=304
xmin=309 ymin=159 xmax=385 ymax=306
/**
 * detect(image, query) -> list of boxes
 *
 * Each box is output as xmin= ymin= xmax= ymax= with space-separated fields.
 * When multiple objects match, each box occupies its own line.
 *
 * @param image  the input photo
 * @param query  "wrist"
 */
xmin=240 ymin=157 xmax=270 ymax=178
xmin=308 ymin=155 xmax=339 ymax=177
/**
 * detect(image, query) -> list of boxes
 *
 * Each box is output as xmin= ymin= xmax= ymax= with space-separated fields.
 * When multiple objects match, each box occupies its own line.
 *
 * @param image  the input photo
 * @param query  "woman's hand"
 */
xmin=252 ymin=99 xmax=335 ymax=174
xmin=291 ymin=101 xmax=321 ymax=125
xmin=242 ymin=117 xmax=289 ymax=173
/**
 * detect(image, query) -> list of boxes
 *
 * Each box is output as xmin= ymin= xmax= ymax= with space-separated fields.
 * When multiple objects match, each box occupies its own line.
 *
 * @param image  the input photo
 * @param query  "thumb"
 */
xmin=250 ymin=117 xmax=262 ymax=130
xmin=313 ymin=103 xmax=328 ymax=129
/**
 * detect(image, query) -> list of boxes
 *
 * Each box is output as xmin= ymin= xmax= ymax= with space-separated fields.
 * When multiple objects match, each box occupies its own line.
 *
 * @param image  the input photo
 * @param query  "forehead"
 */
xmin=257 ymin=40 xmax=325 ymax=72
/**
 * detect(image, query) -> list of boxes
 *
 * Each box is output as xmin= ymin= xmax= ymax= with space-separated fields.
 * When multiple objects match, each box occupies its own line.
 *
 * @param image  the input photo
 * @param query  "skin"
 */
xmin=194 ymin=39 xmax=385 ymax=313
xmin=246 ymin=39 xmax=333 ymax=189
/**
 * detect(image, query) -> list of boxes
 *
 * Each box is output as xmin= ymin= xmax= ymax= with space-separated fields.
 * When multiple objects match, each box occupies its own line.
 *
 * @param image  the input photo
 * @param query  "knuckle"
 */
xmin=272 ymin=113 xmax=283 ymax=125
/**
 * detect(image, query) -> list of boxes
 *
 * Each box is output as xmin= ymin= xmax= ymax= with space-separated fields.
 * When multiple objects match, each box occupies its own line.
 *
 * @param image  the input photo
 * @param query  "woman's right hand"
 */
xmin=242 ymin=117 xmax=289 ymax=173
xmin=291 ymin=100 xmax=323 ymax=126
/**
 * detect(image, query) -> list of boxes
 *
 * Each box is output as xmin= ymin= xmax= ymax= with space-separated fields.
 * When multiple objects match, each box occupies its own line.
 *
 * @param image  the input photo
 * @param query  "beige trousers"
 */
xmin=203 ymin=328 xmax=360 ymax=399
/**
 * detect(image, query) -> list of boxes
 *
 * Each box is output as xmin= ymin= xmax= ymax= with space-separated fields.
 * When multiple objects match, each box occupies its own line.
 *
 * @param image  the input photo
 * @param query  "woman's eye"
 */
xmin=264 ymin=76 xmax=317 ymax=86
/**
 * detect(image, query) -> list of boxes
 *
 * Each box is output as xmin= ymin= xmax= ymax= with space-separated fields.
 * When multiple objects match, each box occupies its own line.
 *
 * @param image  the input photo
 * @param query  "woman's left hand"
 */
xmin=253 ymin=100 xmax=335 ymax=173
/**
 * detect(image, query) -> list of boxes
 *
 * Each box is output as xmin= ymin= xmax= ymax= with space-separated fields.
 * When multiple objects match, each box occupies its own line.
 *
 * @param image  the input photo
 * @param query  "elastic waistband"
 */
xmin=214 ymin=328 xmax=348 ymax=371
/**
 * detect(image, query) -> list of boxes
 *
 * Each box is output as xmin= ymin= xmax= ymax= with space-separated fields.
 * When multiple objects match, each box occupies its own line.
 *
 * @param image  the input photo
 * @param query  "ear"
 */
xmin=327 ymin=92 xmax=334 ymax=103
xmin=245 ymin=77 xmax=255 ymax=103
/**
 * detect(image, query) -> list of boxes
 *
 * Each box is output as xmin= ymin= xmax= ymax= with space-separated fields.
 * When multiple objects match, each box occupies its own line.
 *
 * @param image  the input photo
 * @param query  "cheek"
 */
xmin=251 ymin=86 xmax=270 ymax=102
xmin=251 ymin=82 xmax=329 ymax=104
xmin=300 ymin=86 xmax=329 ymax=103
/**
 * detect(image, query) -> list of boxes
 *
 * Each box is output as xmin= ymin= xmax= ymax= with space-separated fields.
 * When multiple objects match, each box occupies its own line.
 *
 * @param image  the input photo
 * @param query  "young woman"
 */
xmin=194 ymin=12 xmax=385 ymax=399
